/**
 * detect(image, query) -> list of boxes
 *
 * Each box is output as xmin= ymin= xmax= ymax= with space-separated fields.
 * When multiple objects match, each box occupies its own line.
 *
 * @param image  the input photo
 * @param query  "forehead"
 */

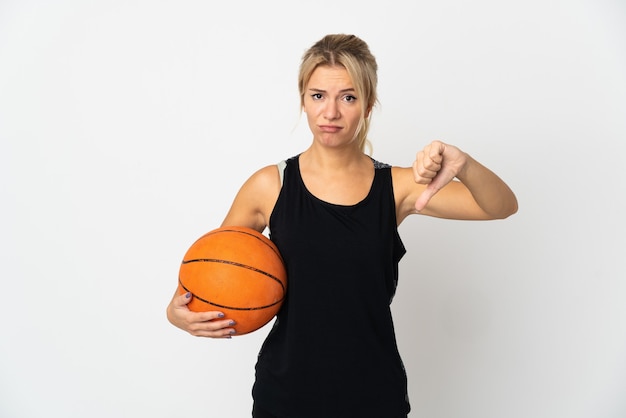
xmin=307 ymin=65 xmax=354 ymax=89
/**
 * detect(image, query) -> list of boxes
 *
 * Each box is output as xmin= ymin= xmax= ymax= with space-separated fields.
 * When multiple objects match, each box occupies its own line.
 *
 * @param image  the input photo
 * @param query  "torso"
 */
xmin=246 ymin=151 xmax=418 ymax=231
xmin=298 ymin=150 xmax=375 ymax=206
xmin=253 ymin=154 xmax=410 ymax=417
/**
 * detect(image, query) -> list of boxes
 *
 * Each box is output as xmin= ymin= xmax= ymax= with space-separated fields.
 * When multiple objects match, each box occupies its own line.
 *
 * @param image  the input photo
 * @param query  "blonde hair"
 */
xmin=298 ymin=34 xmax=378 ymax=153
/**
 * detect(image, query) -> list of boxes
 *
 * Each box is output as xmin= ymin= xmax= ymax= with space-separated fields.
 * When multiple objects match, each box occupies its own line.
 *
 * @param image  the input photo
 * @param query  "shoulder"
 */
xmin=390 ymin=165 xmax=414 ymax=180
xmin=221 ymin=163 xmax=283 ymax=231
xmin=249 ymin=154 xmax=299 ymax=191
xmin=369 ymin=160 xmax=418 ymax=199
xmin=244 ymin=164 xmax=283 ymax=194
xmin=369 ymin=157 xmax=391 ymax=169
xmin=391 ymin=166 xmax=418 ymax=197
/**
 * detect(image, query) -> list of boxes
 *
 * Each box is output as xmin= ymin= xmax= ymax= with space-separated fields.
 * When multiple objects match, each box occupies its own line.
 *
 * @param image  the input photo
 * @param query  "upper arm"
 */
xmin=392 ymin=166 xmax=493 ymax=223
xmin=220 ymin=165 xmax=282 ymax=232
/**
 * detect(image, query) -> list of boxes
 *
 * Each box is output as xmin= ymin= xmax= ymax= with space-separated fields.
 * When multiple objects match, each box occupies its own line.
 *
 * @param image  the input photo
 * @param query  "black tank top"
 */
xmin=253 ymin=155 xmax=409 ymax=418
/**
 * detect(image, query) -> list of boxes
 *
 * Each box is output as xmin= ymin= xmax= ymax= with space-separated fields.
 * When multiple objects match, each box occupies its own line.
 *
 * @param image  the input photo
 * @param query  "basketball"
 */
xmin=178 ymin=226 xmax=287 ymax=335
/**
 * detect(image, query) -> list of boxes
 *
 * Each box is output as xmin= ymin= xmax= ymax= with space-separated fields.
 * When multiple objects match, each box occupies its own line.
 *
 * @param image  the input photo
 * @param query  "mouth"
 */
xmin=318 ymin=125 xmax=342 ymax=133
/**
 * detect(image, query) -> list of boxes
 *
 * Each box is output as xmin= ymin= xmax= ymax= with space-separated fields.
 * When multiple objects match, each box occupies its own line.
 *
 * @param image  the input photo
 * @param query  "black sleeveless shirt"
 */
xmin=252 ymin=155 xmax=409 ymax=417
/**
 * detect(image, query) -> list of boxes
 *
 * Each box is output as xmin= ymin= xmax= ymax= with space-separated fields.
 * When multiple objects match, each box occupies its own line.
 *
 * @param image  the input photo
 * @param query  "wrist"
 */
xmin=455 ymin=152 xmax=472 ymax=180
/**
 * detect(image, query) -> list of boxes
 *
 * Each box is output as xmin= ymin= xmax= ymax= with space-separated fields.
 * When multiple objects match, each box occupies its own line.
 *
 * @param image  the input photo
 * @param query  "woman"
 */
xmin=167 ymin=34 xmax=518 ymax=418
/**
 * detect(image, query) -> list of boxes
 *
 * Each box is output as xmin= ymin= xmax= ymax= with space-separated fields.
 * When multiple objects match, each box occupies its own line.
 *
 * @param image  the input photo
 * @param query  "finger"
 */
xmin=193 ymin=328 xmax=237 ymax=339
xmin=172 ymin=291 xmax=193 ymax=307
xmin=412 ymin=157 xmax=440 ymax=184
xmin=188 ymin=318 xmax=237 ymax=338
xmin=427 ymin=140 xmax=446 ymax=162
xmin=193 ymin=310 xmax=228 ymax=322
xmin=414 ymin=166 xmax=456 ymax=212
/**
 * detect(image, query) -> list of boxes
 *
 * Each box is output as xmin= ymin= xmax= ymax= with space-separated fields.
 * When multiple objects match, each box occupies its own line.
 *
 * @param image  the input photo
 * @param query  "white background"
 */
xmin=1 ymin=1 xmax=625 ymax=417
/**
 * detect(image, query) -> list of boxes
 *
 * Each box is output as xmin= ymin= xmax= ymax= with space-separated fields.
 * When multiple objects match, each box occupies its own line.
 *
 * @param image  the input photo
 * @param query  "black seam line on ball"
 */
xmin=178 ymin=278 xmax=285 ymax=311
xmin=181 ymin=258 xmax=285 ymax=291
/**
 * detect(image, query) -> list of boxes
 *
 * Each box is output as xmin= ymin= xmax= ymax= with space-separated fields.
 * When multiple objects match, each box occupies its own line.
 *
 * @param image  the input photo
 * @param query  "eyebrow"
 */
xmin=308 ymin=87 xmax=356 ymax=93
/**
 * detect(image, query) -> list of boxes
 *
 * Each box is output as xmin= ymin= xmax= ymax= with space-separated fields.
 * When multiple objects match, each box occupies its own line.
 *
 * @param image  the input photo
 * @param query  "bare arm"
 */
xmin=395 ymin=140 xmax=518 ymax=222
xmin=220 ymin=165 xmax=282 ymax=231
xmin=166 ymin=164 xmax=282 ymax=337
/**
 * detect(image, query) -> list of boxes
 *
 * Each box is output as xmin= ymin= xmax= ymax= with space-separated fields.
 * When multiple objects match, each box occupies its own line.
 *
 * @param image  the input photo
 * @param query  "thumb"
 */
xmin=414 ymin=184 xmax=437 ymax=212
xmin=175 ymin=290 xmax=193 ymax=307
xmin=414 ymin=166 xmax=455 ymax=212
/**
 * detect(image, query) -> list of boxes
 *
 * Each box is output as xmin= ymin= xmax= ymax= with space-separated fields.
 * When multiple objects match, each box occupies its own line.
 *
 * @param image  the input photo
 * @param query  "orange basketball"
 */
xmin=178 ymin=226 xmax=287 ymax=335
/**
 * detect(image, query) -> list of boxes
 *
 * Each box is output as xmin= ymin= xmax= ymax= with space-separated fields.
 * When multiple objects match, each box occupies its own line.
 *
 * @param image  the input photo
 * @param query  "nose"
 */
xmin=323 ymin=100 xmax=340 ymax=121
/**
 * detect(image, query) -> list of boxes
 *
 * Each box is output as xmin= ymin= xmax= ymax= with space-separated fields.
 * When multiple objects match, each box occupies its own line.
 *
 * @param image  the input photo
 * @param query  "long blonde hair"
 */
xmin=298 ymin=34 xmax=378 ymax=153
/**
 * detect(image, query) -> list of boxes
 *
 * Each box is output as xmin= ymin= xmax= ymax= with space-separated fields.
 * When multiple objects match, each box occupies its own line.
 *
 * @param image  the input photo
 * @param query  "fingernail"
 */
xmin=185 ymin=292 xmax=191 ymax=298
xmin=217 ymin=313 xmax=225 ymax=318
xmin=229 ymin=329 xmax=236 ymax=334
xmin=229 ymin=320 xmax=236 ymax=326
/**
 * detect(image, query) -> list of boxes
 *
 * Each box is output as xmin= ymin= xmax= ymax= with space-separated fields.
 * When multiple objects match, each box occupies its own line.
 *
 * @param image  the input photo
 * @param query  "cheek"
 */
xmin=347 ymin=109 xmax=363 ymax=126
xmin=302 ymin=99 xmax=316 ymax=115
xmin=303 ymin=101 xmax=319 ymax=118
xmin=303 ymin=108 xmax=317 ymax=127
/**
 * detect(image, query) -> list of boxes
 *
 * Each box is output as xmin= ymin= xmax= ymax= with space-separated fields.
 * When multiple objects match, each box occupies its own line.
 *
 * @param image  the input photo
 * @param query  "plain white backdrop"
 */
xmin=1 ymin=1 xmax=625 ymax=417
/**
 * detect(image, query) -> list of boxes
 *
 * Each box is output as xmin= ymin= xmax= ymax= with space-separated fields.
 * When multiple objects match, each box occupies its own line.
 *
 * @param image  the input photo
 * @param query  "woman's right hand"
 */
xmin=166 ymin=290 xmax=237 ymax=338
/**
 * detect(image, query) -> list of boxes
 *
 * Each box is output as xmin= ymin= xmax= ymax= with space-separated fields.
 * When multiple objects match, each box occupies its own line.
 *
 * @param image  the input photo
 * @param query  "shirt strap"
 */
xmin=277 ymin=160 xmax=287 ymax=186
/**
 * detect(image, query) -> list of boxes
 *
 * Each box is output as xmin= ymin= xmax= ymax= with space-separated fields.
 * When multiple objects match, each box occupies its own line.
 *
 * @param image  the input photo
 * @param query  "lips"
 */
xmin=319 ymin=125 xmax=342 ymax=133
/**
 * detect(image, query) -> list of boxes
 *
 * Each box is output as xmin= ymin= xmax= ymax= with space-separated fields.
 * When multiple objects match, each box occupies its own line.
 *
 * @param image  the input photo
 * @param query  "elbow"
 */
xmin=494 ymin=196 xmax=519 ymax=219
xmin=498 ymin=207 xmax=518 ymax=220
xmin=479 ymin=193 xmax=518 ymax=220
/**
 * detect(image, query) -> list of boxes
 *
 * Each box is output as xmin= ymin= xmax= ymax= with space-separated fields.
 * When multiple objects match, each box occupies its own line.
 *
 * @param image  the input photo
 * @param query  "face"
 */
xmin=303 ymin=65 xmax=364 ymax=149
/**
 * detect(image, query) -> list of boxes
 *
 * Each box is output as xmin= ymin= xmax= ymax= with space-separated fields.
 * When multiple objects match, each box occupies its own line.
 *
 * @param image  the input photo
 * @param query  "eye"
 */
xmin=344 ymin=95 xmax=357 ymax=103
xmin=311 ymin=93 xmax=323 ymax=100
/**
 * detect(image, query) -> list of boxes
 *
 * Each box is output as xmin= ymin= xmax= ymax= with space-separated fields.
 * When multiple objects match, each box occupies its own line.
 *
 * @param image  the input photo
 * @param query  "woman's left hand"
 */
xmin=412 ymin=140 xmax=468 ymax=212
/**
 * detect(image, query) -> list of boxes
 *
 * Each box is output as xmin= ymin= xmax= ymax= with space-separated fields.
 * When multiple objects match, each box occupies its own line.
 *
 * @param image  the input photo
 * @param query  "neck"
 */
xmin=301 ymin=142 xmax=366 ymax=171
